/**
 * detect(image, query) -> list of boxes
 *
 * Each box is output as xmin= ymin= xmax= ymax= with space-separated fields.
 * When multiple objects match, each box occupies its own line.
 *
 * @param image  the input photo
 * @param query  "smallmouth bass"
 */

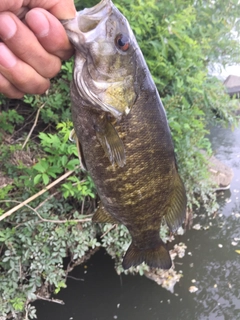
xmin=63 ymin=0 xmax=187 ymax=270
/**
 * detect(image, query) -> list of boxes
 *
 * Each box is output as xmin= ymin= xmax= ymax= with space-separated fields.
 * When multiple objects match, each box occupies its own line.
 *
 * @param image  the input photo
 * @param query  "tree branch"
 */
xmin=0 ymin=169 xmax=77 ymax=221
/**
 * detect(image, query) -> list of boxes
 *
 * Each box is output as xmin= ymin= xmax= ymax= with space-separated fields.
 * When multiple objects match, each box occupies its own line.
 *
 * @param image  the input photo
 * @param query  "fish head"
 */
xmin=62 ymin=0 xmax=138 ymax=118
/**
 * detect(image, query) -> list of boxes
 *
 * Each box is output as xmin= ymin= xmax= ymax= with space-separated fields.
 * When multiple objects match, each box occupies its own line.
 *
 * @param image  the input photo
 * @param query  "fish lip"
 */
xmin=62 ymin=0 xmax=112 ymax=41
xmin=81 ymin=0 xmax=112 ymax=16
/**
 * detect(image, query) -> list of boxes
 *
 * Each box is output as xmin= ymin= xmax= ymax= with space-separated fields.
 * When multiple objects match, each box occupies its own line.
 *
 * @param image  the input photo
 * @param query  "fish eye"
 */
xmin=115 ymin=34 xmax=130 ymax=51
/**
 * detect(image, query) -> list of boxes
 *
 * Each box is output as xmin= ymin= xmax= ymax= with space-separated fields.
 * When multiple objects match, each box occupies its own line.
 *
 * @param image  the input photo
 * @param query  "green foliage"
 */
xmin=0 ymin=208 xmax=98 ymax=318
xmin=23 ymin=60 xmax=73 ymax=125
xmin=31 ymin=122 xmax=96 ymax=200
xmin=0 ymin=123 xmax=98 ymax=318
xmin=0 ymin=109 xmax=24 ymax=139
xmin=33 ymin=124 xmax=79 ymax=185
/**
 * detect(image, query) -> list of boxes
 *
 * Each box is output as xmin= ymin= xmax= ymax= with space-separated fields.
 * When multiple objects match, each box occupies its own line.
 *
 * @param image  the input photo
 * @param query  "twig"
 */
xmin=0 ymin=200 xmax=93 ymax=224
xmin=24 ymin=303 xmax=29 ymax=320
xmin=67 ymin=275 xmax=84 ymax=281
xmin=34 ymin=181 xmax=86 ymax=211
xmin=212 ymin=211 xmax=218 ymax=219
xmin=13 ymin=109 xmax=36 ymax=136
xmin=22 ymin=103 xmax=45 ymax=149
xmin=66 ymin=247 xmax=100 ymax=274
xmin=81 ymin=197 xmax=85 ymax=215
xmin=36 ymin=295 xmax=65 ymax=305
xmin=100 ymin=224 xmax=117 ymax=238
xmin=0 ymin=169 xmax=76 ymax=222
xmin=35 ymin=190 xmax=60 ymax=210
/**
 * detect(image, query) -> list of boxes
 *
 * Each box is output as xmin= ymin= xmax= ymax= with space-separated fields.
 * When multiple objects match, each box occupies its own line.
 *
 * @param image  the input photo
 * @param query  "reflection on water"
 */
xmin=35 ymin=125 xmax=240 ymax=320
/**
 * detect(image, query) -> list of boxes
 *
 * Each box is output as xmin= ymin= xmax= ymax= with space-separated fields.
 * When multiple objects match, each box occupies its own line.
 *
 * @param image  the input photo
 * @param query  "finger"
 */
xmin=27 ymin=0 xmax=76 ymax=20
xmin=0 ymin=73 xmax=24 ymax=99
xmin=0 ymin=43 xmax=50 ymax=95
xmin=0 ymin=0 xmax=76 ymax=19
xmin=0 ymin=12 xmax=62 ymax=79
xmin=25 ymin=8 xmax=74 ymax=60
xmin=0 ymin=1 xmax=22 ymax=12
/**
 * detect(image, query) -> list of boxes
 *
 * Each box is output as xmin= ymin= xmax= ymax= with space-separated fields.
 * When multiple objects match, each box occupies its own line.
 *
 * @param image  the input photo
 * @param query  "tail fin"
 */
xmin=122 ymin=241 xmax=172 ymax=270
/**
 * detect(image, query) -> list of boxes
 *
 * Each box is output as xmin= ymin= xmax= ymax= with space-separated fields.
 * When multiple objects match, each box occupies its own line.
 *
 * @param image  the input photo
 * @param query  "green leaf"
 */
xmin=34 ymin=161 xmax=48 ymax=173
xmin=61 ymin=155 xmax=68 ymax=166
xmin=66 ymin=159 xmax=80 ymax=170
xmin=42 ymin=173 xmax=50 ymax=185
xmin=34 ymin=174 xmax=42 ymax=185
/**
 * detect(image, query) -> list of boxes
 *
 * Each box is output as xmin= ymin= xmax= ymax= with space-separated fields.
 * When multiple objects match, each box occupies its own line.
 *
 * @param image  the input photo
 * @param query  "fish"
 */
xmin=62 ymin=0 xmax=187 ymax=270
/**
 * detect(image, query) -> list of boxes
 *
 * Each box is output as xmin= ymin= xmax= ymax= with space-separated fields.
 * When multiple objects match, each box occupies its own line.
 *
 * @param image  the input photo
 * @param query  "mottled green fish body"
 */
xmin=63 ymin=0 xmax=187 ymax=270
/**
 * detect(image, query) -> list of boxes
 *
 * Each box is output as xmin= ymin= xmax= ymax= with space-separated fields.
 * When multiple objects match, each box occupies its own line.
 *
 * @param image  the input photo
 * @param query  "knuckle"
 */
xmin=0 ymin=85 xmax=24 ymax=99
xmin=33 ymin=80 xmax=50 ymax=95
xmin=0 ymin=73 xmax=24 ymax=98
xmin=42 ymin=58 xmax=61 ymax=78
xmin=58 ymin=48 xmax=74 ymax=61
xmin=5 ymin=91 xmax=24 ymax=99
xmin=15 ymin=74 xmax=50 ymax=95
xmin=0 ymin=63 xmax=51 ymax=96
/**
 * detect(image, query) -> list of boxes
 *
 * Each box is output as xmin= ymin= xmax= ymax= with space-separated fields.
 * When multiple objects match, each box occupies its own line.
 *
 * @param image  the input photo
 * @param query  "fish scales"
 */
xmin=71 ymin=84 xmax=173 ymax=213
xmin=64 ymin=0 xmax=187 ymax=270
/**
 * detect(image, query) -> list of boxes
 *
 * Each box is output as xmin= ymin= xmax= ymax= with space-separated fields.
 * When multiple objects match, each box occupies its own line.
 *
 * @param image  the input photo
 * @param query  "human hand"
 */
xmin=0 ymin=0 xmax=76 ymax=98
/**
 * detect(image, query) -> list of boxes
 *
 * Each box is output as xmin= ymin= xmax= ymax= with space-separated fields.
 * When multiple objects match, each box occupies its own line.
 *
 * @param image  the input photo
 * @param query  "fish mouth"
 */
xmin=62 ymin=0 xmax=112 ymax=40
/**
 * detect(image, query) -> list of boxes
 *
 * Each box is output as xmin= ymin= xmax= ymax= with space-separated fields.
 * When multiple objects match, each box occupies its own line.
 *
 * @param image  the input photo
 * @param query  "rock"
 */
xmin=207 ymin=155 xmax=233 ymax=190
xmin=224 ymin=75 xmax=240 ymax=98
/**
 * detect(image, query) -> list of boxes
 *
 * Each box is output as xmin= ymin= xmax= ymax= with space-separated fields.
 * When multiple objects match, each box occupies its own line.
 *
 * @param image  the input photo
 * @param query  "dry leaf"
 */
xmin=189 ymin=286 xmax=198 ymax=293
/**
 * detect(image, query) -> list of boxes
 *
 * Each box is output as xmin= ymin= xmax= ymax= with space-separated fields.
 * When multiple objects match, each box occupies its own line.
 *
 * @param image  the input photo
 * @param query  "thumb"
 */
xmin=27 ymin=0 xmax=76 ymax=20
xmin=26 ymin=8 xmax=74 ymax=60
xmin=0 ymin=1 xmax=76 ymax=20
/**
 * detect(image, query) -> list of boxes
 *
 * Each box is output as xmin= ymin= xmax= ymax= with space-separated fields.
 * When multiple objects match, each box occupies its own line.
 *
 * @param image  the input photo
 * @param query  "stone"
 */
xmin=207 ymin=155 xmax=233 ymax=190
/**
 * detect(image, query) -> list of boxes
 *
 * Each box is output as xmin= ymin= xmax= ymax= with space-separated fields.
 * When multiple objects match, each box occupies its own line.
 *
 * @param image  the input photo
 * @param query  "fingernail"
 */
xmin=0 ymin=43 xmax=17 ymax=68
xmin=26 ymin=10 xmax=50 ymax=38
xmin=0 ymin=14 xmax=17 ymax=40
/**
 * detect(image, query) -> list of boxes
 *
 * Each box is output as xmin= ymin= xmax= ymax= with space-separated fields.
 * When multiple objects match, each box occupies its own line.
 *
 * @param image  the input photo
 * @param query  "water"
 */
xmin=35 ymin=125 xmax=240 ymax=320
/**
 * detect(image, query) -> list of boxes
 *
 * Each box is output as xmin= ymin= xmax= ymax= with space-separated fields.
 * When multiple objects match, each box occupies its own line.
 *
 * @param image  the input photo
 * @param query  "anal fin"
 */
xmin=92 ymin=203 xmax=119 ymax=224
xmin=95 ymin=116 xmax=126 ymax=168
xmin=164 ymin=173 xmax=187 ymax=232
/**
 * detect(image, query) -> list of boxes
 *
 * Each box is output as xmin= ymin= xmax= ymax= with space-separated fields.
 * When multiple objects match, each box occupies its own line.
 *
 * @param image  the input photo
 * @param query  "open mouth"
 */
xmin=63 ymin=0 xmax=112 ymax=34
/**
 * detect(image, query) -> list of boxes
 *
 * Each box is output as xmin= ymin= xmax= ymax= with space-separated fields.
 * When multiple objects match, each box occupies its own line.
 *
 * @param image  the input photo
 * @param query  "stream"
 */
xmin=35 ymin=124 xmax=240 ymax=320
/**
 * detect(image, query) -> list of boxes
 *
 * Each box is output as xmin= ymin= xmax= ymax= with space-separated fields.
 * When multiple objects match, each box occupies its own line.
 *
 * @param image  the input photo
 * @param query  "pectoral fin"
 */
xmin=164 ymin=173 xmax=187 ymax=232
xmin=95 ymin=116 xmax=126 ymax=168
xmin=92 ymin=203 xmax=119 ymax=224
